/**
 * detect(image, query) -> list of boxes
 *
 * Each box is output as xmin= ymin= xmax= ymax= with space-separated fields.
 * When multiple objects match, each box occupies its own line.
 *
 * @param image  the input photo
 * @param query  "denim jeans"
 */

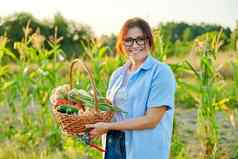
xmin=104 ymin=130 xmax=126 ymax=159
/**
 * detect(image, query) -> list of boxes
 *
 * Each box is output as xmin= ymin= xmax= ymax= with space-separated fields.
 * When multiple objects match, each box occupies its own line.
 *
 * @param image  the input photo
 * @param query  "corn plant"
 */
xmin=0 ymin=36 xmax=13 ymax=103
xmin=153 ymin=29 xmax=168 ymax=61
xmin=182 ymin=31 xmax=224 ymax=158
xmin=81 ymin=39 xmax=123 ymax=96
xmin=0 ymin=35 xmax=17 ymax=63
xmin=230 ymin=61 xmax=238 ymax=108
xmin=0 ymin=21 xmax=67 ymax=153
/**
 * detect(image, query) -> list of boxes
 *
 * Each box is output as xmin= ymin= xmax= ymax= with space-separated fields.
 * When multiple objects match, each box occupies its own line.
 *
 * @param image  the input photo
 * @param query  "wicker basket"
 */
xmin=52 ymin=59 xmax=114 ymax=136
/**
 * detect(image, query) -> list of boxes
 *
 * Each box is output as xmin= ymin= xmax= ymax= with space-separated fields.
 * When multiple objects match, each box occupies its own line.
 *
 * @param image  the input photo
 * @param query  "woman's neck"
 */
xmin=128 ymin=56 xmax=147 ymax=72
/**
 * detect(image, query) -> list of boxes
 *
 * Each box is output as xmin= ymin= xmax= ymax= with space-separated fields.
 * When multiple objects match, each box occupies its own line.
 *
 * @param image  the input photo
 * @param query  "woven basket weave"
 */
xmin=52 ymin=59 xmax=113 ymax=135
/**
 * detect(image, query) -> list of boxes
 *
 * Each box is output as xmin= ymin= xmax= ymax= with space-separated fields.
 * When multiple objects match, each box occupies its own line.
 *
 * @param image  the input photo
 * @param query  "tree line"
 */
xmin=0 ymin=12 xmax=237 ymax=59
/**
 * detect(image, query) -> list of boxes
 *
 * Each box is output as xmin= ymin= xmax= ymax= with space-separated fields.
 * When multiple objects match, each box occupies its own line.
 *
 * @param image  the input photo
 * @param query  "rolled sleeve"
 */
xmin=147 ymin=64 xmax=176 ymax=110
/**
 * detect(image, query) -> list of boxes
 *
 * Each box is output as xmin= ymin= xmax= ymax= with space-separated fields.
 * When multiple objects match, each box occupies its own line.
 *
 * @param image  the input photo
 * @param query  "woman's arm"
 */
xmin=86 ymin=106 xmax=168 ymax=131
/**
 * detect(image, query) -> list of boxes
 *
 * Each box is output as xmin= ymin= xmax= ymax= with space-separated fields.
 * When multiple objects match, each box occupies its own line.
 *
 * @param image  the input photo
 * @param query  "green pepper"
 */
xmin=57 ymin=105 xmax=79 ymax=114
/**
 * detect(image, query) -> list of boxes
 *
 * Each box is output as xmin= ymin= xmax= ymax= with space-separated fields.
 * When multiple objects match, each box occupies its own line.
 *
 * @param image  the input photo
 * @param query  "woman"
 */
xmin=86 ymin=17 xmax=176 ymax=159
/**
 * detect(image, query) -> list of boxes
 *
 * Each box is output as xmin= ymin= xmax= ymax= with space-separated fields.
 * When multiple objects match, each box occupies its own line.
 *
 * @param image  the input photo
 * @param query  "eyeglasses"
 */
xmin=123 ymin=36 xmax=147 ymax=47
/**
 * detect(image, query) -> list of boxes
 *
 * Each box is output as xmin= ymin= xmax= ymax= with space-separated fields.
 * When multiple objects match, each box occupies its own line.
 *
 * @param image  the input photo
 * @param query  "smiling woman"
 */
xmin=86 ymin=17 xmax=176 ymax=159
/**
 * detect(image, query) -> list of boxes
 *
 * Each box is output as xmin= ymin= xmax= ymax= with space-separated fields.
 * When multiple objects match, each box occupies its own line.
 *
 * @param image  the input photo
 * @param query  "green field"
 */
xmin=0 ymin=20 xmax=238 ymax=159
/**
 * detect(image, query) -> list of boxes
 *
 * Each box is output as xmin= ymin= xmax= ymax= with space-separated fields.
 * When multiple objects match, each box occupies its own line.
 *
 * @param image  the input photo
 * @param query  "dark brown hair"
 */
xmin=116 ymin=17 xmax=154 ymax=55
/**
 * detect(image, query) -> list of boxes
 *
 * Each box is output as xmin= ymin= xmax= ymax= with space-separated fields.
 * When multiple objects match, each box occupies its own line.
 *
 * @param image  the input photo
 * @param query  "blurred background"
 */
xmin=0 ymin=0 xmax=237 ymax=159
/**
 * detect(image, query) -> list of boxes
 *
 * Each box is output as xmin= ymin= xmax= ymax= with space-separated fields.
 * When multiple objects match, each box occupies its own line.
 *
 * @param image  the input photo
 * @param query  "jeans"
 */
xmin=104 ymin=130 xmax=126 ymax=159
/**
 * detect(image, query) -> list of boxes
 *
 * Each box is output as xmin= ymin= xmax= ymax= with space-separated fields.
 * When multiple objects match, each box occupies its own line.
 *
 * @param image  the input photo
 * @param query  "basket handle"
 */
xmin=69 ymin=59 xmax=99 ymax=112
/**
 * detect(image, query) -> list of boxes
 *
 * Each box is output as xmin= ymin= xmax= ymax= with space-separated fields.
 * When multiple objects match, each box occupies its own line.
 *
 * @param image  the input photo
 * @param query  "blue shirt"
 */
xmin=106 ymin=54 xmax=176 ymax=159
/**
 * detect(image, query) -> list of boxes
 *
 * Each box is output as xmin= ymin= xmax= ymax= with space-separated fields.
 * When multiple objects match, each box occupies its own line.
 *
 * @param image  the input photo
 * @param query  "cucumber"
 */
xmin=67 ymin=88 xmax=127 ymax=114
xmin=68 ymin=89 xmax=93 ymax=103
xmin=57 ymin=105 xmax=79 ymax=114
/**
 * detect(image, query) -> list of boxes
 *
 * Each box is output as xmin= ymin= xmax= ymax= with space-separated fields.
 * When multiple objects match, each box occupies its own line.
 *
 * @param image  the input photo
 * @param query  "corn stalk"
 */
xmin=153 ymin=29 xmax=168 ymax=61
xmin=184 ymin=31 xmax=224 ymax=158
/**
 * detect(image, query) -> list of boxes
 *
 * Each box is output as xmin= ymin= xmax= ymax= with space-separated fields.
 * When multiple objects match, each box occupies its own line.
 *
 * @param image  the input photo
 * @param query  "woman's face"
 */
xmin=123 ymin=27 xmax=150 ymax=62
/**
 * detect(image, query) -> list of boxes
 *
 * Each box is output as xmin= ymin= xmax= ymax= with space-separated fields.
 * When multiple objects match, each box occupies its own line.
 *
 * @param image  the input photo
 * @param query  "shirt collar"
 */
xmin=140 ymin=54 xmax=154 ymax=70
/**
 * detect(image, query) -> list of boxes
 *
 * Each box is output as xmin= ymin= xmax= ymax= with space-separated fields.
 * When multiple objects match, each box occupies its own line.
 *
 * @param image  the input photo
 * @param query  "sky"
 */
xmin=0 ymin=0 xmax=237 ymax=36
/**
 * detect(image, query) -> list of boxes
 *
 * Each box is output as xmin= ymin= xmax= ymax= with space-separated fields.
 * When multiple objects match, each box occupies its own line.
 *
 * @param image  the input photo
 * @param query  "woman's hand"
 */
xmin=88 ymin=128 xmax=108 ymax=139
xmin=86 ymin=122 xmax=111 ymax=139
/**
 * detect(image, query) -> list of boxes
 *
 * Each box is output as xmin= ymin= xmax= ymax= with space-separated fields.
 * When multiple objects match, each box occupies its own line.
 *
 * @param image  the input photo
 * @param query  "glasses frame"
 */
xmin=123 ymin=36 xmax=148 ymax=47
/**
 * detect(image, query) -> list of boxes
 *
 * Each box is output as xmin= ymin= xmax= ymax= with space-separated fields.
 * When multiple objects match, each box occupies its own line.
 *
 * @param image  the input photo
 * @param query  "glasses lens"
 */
xmin=124 ymin=38 xmax=134 ymax=47
xmin=136 ymin=37 xmax=146 ymax=46
xmin=124 ymin=36 xmax=146 ymax=47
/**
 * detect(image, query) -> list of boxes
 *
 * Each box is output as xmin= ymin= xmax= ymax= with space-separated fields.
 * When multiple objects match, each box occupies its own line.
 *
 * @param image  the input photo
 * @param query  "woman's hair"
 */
xmin=116 ymin=17 xmax=154 ymax=55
